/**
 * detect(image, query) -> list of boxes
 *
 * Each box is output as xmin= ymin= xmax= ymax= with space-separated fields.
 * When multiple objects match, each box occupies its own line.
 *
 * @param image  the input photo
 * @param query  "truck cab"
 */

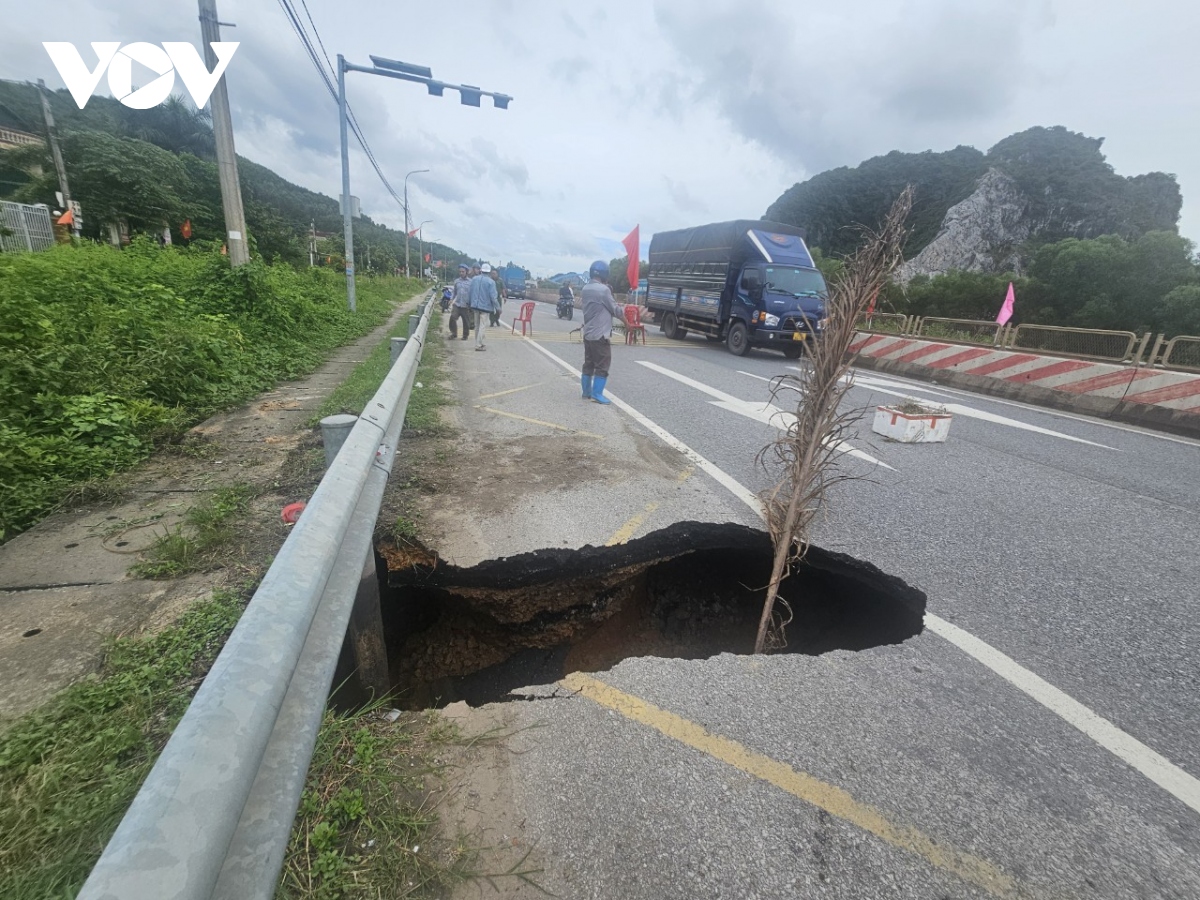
xmin=646 ymin=221 xmax=828 ymax=358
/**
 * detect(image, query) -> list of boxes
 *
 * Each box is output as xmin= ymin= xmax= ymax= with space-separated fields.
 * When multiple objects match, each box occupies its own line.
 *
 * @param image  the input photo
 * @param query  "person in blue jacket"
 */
xmin=469 ymin=263 xmax=499 ymax=351
xmin=580 ymin=260 xmax=624 ymax=403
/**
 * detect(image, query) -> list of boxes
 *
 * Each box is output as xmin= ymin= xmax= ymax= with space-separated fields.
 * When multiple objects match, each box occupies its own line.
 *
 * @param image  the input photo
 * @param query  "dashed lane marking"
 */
xmin=473 ymin=405 xmax=603 ymax=439
xmin=605 ymin=502 xmax=660 ymax=545
xmin=477 ymin=383 xmax=542 ymax=401
xmin=561 ymin=672 xmax=1020 ymax=899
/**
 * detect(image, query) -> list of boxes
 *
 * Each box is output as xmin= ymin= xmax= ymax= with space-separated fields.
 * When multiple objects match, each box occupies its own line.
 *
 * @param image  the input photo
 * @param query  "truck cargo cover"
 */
xmin=649 ymin=220 xmax=814 ymax=268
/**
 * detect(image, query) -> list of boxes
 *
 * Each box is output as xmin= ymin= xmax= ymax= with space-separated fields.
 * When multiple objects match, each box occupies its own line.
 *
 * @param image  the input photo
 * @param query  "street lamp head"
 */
xmin=492 ymin=93 xmax=512 ymax=110
xmin=427 ymin=80 xmax=445 ymax=97
xmin=369 ymin=56 xmax=432 ymax=79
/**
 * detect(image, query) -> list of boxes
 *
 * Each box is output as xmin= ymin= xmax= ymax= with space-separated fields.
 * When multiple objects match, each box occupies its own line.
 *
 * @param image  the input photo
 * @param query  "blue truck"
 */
xmin=646 ymin=220 xmax=828 ymax=358
xmin=499 ymin=265 xmax=527 ymax=299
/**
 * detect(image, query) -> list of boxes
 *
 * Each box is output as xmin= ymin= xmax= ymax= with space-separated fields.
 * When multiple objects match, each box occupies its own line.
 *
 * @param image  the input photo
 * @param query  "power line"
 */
xmin=274 ymin=0 xmax=412 ymax=218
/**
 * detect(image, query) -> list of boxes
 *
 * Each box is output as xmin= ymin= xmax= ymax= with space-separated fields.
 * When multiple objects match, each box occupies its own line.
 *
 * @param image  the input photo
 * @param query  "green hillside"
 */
xmin=0 ymin=80 xmax=473 ymax=274
xmin=765 ymin=126 xmax=1182 ymax=260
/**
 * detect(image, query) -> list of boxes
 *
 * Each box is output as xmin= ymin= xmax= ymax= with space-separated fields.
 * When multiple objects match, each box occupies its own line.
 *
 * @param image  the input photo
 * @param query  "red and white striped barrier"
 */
xmin=850 ymin=333 xmax=1200 ymax=414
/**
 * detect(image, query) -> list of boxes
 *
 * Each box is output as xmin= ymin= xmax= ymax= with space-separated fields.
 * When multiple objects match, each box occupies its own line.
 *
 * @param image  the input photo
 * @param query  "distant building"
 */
xmin=0 ymin=100 xmax=41 ymax=151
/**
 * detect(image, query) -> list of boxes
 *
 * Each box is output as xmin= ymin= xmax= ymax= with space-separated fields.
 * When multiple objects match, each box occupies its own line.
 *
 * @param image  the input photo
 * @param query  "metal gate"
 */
xmin=0 ymin=201 xmax=55 ymax=253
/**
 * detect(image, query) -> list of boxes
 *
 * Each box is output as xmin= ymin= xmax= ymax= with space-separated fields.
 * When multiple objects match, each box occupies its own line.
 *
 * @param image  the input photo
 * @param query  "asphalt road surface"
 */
xmin=461 ymin=302 xmax=1200 ymax=899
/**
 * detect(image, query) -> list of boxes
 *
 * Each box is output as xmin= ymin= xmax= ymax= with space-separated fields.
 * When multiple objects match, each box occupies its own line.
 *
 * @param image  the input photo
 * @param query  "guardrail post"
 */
xmin=1130 ymin=331 xmax=1151 ymax=366
xmin=1146 ymin=334 xmax=1166 ymax=367
xmin=408 ymin=313 xmax=421 ymax=339
xmin=331 ymin=547 xmax=391 ymax=709
xmin=390 ymin=336 xmax=407 ymax=365
xmin=320 ymin=414 xmax=358 ymax=469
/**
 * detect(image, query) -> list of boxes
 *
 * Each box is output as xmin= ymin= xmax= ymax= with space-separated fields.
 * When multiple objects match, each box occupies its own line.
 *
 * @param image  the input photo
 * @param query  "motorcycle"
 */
xmin=556 ymin=293 xmax=574 ymax=320
xmin=439 ymin=286 xmax=452 ymax=312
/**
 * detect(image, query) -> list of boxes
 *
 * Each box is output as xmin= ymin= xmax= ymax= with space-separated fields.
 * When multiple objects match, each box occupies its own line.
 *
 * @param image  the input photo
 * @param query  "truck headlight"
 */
xmin=763 ymin=313 xmax=780 ymax=327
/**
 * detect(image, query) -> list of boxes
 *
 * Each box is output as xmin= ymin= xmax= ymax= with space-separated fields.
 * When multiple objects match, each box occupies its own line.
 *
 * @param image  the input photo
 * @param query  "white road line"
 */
xmin=637 ymin=361 xmax=894 ymax=470
xmin=779 ymin=366 xmax=1116 ymax=448
xmin=514 ymin=333 xmax=764 ymax=515
xmin=512 ymin=331 xmax=1200 ymax=818
xmin=925 ymin=615 xmax=1200 ymax=815
xmin=840 ymin=367 xmax=1200 ymax=449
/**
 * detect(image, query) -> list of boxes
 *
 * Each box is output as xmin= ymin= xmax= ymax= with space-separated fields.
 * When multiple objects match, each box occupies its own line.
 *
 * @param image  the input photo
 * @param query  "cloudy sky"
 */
xmin=3 ymin=0 xmax=1197 ymax=275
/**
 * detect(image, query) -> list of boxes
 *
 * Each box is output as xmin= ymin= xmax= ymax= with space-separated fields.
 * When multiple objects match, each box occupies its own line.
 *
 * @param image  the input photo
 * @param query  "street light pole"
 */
xmin=334 ymin=53 xmax=510 ymax=306
xmin=403 ymin=169 xmax=428 ymax=278
xmin=415 ymin=219 xmax=431 ymax=279
xmin=337 ymin=55 xmax=356 ymax=311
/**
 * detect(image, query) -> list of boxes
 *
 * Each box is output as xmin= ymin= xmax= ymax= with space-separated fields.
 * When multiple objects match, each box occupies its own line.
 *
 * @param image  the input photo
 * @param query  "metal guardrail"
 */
xmin=915 ymin=316 xmax=1003 ymax=345
xmin=1161 ymin=335 xmax=1200 ymax=372
xmin=1009 ymin=323 xmax=1139 ymax=362
xmin=78 ymin=295 xmax=436 ymax=900
xmin=857 ymin=312 xmax=910 ymax=335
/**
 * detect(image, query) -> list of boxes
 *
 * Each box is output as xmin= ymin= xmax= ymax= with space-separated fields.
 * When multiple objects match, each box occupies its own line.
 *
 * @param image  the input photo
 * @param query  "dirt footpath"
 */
xmin=0 ymin=292 xmax=426 ymax=725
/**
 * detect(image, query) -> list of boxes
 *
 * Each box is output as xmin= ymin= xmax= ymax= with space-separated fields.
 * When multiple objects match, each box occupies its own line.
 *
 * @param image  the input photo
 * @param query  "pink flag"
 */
xmin=996 ymin=282 xmax=1015 ymax=325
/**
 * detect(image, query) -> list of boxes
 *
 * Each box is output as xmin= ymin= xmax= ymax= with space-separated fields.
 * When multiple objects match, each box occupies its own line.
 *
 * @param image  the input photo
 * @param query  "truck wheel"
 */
xmin=727 ymin=321 xmax=750 ymax=356
xmin=783 ymin=345 xmax=804 ymax=359
xmin=663 ymin=312 xmax=687 ymax=340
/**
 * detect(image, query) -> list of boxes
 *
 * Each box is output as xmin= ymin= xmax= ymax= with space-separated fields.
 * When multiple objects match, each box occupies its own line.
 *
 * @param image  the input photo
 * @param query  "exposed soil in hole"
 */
xmin=380 ymin=522 xmax=926 ymax=708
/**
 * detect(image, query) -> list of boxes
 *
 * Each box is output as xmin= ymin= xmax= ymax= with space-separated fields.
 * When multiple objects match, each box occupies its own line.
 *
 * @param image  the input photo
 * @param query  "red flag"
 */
xmin=996 ymin=282 xmax=1015 ymax=325
xmin=56 ymin=209 xmax=73 ymax=226
xmin=407 ymin=227 xmax=419 ymax=237
xmin=621 ymin=225 xmax=639 ymax=293
xmin=181 ymin=218 xmax=192 ymax=239
xmin=424 ymin=253 xmax=430 ymax=262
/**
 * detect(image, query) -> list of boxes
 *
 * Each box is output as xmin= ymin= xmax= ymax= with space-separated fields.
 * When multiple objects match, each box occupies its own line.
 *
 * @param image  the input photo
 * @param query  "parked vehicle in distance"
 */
xmin=499 ymin=265 xmax=527 ymax=299
xmin=646 ymin=220 xmax=828 ymax=358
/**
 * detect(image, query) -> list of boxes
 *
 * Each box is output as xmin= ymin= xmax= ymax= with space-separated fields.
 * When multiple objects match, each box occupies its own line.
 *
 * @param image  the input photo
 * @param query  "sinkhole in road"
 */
xmin=379 ymin=522 xmax=926 ymax=709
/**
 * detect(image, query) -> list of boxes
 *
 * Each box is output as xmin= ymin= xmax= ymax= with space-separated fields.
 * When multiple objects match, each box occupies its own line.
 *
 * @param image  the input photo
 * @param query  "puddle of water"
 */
xmin=379 ymin=522 xmax=926 ymax=709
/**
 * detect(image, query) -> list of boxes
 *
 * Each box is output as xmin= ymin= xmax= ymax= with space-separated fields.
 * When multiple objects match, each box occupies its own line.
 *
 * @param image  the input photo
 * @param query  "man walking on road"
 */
xmin=489 ymin=268 xmax=507 ymax=327
xmin=580 ymin=260 xmax=624 ymax=404
xmin=449 ymin=263 xmax=473 ymax=340
xmin=469 ymin=263 xmax=499 ymax=351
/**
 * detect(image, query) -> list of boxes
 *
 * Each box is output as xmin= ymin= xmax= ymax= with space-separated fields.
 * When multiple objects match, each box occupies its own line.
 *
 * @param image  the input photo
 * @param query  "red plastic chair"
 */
xmin=512 ymin=301 xmax=535 ymax=336
xmin=623 ymin=304 xmax=647 ymax=345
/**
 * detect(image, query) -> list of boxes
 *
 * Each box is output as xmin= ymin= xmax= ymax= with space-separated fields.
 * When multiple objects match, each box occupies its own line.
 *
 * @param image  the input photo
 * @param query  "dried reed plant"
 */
xmin=753 ymin=187 xmax=914 ymax=653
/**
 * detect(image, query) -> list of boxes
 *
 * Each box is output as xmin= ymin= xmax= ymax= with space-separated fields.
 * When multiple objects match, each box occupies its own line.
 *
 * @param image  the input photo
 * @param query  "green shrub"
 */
xmin=0 ymin=241 xmax=418 ymax=540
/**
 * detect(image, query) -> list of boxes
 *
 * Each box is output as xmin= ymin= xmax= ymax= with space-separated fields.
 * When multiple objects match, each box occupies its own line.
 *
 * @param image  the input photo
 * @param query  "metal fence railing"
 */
xmin=1160 ymin=335 xmax=1200 ymax=372
xmin=915 ymin=316 xmax=1003 ymax=345
xmin=857 ymin=312 xmax=910 ymax=335
xmin=78 ymin=295 xmax=436 ymax=900
xmin=0 ymin=201 xmax=55 ymax=253
xmin=1010 ymin=324 xmax=1139 ymax=362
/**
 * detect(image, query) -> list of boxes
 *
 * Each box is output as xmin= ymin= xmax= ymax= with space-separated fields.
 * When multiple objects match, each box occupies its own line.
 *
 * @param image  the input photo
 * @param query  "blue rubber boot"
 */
xmin=581 ymin=374 xmax=593 ymax=399
xmin=591 ymin=376 xmax=612 ymax=404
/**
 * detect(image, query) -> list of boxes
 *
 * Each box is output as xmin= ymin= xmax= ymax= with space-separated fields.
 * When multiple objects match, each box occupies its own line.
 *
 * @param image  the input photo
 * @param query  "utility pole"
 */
xmin=309 ymin=221 xmax=315 ymax=267
xmin=336 ymin=55 xmax=356 ymax=310
xmin=37 ymin=79 xmax=78 ymax=239
xmin=198 ymin=0 xmax=249 ymax=267
xmin=403 ymin=169 xmax=428 ymax=279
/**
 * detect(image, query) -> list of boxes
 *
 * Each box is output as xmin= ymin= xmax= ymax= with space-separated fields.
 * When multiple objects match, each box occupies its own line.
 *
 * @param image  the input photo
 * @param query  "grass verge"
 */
xmin=0 ymin=589 xmax=247 ymax=899
xmin=314 ymin=303 xmax=451 ymax=429
xmin=130 ymin=483 xmax=257 ymax=579
xmin=276 ymin=704 xmax=467 ymax=899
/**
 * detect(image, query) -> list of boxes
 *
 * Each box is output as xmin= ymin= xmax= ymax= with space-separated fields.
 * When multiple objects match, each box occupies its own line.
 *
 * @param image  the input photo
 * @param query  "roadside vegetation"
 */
xmin=0 ymin=240 xmax=423 ymax=542
xmin=0 ymin=589 xmax=247 ymax=899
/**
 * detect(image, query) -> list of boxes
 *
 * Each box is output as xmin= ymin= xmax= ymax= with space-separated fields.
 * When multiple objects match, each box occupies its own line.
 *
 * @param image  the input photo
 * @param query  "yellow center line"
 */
xmin=474 ymin=406 xmax=603 ymax=439
xmin=604 ymin=502 xmax=660 ymax=546
xmin=560 ymin=672 xmax=1019 ymax=900
xmin=478 ymin=383 xmax=542 ymax=401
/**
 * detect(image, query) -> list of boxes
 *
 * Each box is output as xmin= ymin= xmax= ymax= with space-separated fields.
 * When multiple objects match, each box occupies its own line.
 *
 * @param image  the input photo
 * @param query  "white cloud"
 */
xmin=4 ymin=0 xmax=1196 ymax=274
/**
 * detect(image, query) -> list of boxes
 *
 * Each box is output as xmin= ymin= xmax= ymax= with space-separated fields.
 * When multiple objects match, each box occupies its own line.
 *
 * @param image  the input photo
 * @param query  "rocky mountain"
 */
xmin=766 ymin=126 xmax=1182 ymax=279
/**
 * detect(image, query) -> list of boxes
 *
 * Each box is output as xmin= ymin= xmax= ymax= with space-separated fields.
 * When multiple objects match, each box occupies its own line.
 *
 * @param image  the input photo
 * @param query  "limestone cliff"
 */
xmin=896 ymin=168 xmax=1035 ymax=282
